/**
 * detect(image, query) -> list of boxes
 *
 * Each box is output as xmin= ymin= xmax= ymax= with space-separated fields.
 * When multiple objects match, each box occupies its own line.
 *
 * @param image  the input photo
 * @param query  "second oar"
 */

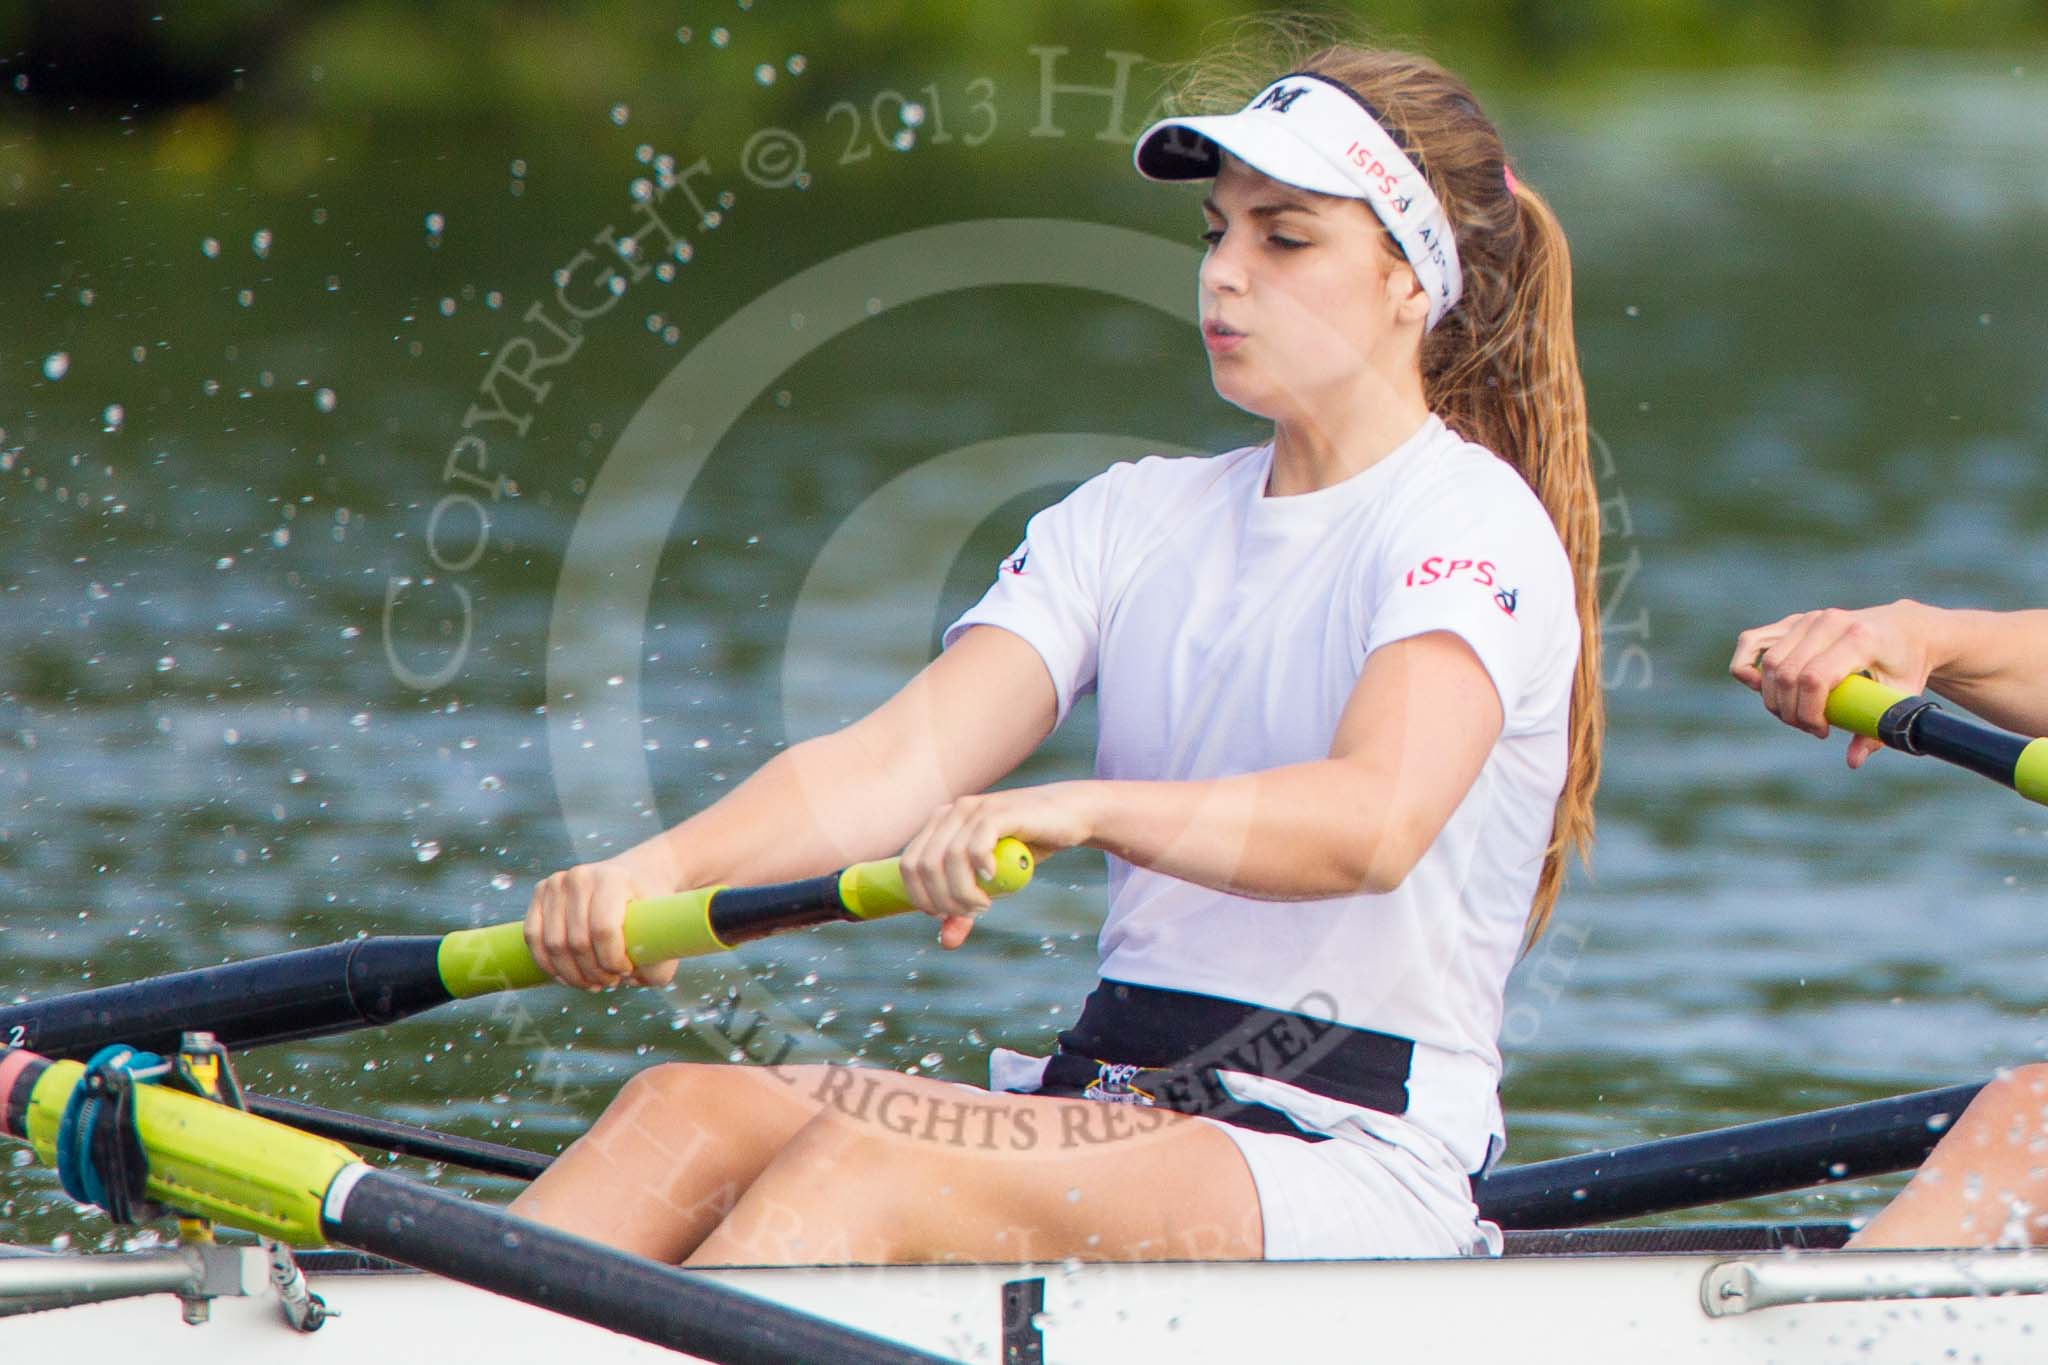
xmin=1825 ymin=674 xmax=2048 ymax=806
xmin=0 ymin=1045 xmax=951 ymax=1364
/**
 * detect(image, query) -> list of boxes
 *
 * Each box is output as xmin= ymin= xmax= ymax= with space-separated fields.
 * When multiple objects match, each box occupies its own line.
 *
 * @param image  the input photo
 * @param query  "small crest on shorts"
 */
xmin=1082 ymin=1061 xmax=1157 ymax=1106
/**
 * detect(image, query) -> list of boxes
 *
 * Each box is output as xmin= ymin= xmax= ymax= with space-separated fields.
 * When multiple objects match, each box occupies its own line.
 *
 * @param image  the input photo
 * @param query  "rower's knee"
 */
xmin=607 ymin=1061 xmax=713 ymax=1122
xmin=1976 ymin=1064 xmax=2048 ymax=1139
xmin=1994 ymin=1063 xmax=2048 ymax=1098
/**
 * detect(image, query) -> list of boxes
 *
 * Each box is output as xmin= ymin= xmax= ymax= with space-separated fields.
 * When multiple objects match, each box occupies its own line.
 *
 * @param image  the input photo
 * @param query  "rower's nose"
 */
xmin=1199 ymin=229 xmax=1250 ymax=299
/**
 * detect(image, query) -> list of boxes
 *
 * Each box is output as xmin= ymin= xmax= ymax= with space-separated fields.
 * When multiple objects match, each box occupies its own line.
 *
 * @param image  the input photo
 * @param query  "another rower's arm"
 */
xmin=1900 ymin=605 xmax=2048 ymax=735
xmin=1731 ymin=601 xmax=2048 ymax=753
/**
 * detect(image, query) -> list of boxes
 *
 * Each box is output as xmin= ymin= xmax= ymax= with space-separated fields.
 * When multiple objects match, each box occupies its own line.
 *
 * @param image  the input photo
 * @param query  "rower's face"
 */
xmin=1197 ymin=156 xmax=1425 ymax=421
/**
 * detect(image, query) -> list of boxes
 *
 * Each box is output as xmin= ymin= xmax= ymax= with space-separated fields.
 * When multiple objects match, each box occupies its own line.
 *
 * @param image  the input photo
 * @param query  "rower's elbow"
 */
xmin=1288 ymin=858 xmax=1405 ymax=900
xmin=1264 ymin=769 xmax=1431 ymax=898
xmin=1245 ymin=839 xmax=1415 ymax=900
xmin=1332 ymin=817 xmax=1431 ymax=897
xmin=1354 ymin=849 xmax=1419 ymax=897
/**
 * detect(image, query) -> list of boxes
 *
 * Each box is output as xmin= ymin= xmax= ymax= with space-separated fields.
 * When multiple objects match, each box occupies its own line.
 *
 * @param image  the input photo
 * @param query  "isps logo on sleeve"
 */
xmin=1401 ymin=555 xmax=1518 ymax=618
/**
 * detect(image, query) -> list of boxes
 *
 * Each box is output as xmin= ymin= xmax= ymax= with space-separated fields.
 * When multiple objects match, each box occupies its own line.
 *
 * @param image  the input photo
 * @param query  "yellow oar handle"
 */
xmin=1822 ymin=673 xmax=1908 ymax=738
xmin=839 ymin=836 xmax=1036 ymax=919
xmin=1822 ymin=673 xmax=2048 ymax=807
xmin=438 ymin=838 xmax=1036 ymax=997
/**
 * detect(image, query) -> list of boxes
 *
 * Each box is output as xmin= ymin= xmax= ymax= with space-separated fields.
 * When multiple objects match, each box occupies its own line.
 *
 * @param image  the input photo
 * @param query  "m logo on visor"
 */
xmin=1250 ymin=84 xmax=1309 ymax=114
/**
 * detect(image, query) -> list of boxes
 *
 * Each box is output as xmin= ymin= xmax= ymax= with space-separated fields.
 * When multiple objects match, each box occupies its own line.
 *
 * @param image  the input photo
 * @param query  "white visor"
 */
xmin=1134 ymin=73 xmax=1463 ymax=331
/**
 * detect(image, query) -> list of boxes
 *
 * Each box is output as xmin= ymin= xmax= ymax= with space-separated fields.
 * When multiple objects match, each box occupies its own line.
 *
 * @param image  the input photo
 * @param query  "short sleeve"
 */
xmin=943 ymin=467 xmax=1123 ymax=726
xmin=1362 ymin=464 xmax=1576 ymax=730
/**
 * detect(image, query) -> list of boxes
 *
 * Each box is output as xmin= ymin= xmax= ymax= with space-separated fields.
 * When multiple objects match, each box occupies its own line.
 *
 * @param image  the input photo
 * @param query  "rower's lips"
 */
xmin=1202 ymin=325 xmax=1247 ymax=354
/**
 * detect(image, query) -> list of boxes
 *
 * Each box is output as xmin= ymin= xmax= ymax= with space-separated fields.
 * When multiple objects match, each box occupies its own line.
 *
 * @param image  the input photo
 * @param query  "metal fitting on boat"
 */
xmin=1702 ymin=1251 xmax=2048 ymax=1317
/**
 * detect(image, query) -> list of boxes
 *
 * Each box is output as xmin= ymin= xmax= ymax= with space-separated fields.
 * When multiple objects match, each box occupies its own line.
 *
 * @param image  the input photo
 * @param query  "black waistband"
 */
xmin=1051 ymin=979 xmax=1414 ymax=1123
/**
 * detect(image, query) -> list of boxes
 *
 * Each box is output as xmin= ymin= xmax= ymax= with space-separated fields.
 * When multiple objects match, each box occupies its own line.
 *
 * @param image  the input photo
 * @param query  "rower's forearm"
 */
xmin=1918 ymin=604 xmax=2048 ymax=737
xmin=625 ymin=730 xmax=951 ymax=891
xmin=1080 ymin=762 xmax=1404 ymax=901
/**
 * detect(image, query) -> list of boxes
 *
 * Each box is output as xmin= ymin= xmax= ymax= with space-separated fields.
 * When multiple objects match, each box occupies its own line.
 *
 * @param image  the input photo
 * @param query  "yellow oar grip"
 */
xmin=2016 ymin=742 xmax=2048 ymax=805
xmin=438 ymin=922 xmax=548 ymax=997
xmin=622 ymin=887 xmax=732 ymax=961
xmin=1826 ymin=673 xmax=2048 ymax=806
xmin=437 ymin=887 xmax=727 ymax=998
xmin=1823 ymin=673 xmax=1909 ymax=739
xmin=838 ymin=836 xmax=1036 ymax=920
xmin=23 ymin=1061 xmax=358 ymax=1246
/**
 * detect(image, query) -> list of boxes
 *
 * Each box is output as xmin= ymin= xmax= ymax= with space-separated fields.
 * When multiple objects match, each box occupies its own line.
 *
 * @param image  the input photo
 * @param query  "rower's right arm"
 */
xmin=1730 ymin=600 xmax=2048 ymax=764
xmin=526 ymin=625 xmax=1058 ymax=989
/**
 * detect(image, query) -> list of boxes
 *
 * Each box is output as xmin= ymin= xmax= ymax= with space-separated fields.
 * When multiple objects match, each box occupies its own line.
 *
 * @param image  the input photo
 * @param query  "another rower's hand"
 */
xmin=525 ymin=859 xmax=680 ymax=991
xmin=1730 ymin=601 xmax=1935 ymax=768
xmin=901 ymin=784 xmax=1095 ymax=949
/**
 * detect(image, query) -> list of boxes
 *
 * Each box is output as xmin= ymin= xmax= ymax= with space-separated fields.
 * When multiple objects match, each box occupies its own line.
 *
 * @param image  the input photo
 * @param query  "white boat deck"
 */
xmin=9 ymin=1244 xmax=2048 ymax=1363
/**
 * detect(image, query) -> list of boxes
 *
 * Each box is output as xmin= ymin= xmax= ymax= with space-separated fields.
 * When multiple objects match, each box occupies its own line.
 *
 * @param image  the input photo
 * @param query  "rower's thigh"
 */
xmin=691 ymin=1072 xmax=1263 ymax=1265
xmin=574 ymin=1060 xmax=842 ymax=1159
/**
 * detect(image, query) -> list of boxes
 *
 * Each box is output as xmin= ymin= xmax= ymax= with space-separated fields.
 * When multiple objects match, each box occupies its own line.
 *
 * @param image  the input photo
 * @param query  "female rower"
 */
xmin=511 ymin=37 xmax=1603 ymax=1266
xmin=1735 ymin=601 xmax=2048 ymax=1247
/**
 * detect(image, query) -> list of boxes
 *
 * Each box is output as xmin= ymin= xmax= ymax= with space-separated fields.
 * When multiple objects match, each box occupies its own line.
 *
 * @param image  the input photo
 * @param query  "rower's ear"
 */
xmin=1386 ymin=261 xmax=1429 ymax=328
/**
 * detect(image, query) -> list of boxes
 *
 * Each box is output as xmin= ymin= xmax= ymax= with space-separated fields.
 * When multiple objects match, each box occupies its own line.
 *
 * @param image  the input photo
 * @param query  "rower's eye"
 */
xmin=1269 ymin=234 xmax=1309 ymax=250
xmin=1199 ymin=227 xmax=1224 ymax=247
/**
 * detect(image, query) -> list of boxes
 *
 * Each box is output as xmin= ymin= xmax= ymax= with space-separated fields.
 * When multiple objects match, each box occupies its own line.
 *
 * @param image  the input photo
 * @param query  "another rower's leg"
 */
xmin=511 ymin=1062 xmax=842 ymax=1262
xmin=1850 ymin=1064 xmax=2048 ymax=1248
xmin=685 ymin=1072 xmax=1261 ymax=1266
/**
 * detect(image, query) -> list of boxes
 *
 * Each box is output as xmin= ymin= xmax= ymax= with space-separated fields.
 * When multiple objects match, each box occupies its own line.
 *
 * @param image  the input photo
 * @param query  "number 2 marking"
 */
xmin=826 ymin=100 xmax=873 ymax=165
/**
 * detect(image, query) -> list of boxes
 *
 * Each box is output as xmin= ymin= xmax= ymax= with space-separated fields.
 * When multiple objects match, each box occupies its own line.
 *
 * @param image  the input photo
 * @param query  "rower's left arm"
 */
xmin=1088 ymin=630 xmax=1502 ymax=898
xmin=911 ymin=631 xmax=1501 ymax=912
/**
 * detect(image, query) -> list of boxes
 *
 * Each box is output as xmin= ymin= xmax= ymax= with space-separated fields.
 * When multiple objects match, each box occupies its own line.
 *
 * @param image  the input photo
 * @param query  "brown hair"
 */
xmin=1174 ymin=24 xmax=1602 ymax=942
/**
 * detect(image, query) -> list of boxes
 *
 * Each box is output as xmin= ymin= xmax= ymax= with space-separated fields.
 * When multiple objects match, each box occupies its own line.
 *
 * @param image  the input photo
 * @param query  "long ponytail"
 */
xmin=1480 ymin=180 xmax=1601 ymax=943
xmin=1311 ymin=49 xmax=1602 ymax=943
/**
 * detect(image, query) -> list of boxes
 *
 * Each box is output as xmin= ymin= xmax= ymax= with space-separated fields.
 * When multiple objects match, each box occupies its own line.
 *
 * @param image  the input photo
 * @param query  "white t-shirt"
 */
xmin=944 ymin=414 xmax=1578 ymax=1174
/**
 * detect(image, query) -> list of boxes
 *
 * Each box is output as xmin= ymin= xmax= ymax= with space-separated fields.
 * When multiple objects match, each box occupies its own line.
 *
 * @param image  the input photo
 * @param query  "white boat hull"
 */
xmin=8 ymin=1247 xmax=2048 ymax=1363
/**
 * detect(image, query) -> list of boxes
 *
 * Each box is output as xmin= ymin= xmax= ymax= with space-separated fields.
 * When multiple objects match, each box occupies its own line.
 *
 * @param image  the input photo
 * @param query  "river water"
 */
xmin=3 ymin=43 xmax=2046 ymax=1246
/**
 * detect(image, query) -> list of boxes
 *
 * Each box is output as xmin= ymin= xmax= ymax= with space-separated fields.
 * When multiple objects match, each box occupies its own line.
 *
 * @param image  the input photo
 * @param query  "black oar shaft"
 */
xmin=0 ymin=843 xmax=1035 ymax=1062
xmin=0 ymin=937 xmax=450 ymax=1060
xmin=1476 ymin=1082 xmax=1983 ymax=1228
xmin=1826 ymin=674 xmax=2048 ymax=805
xmin=1908 ymin=707 xmax=2029 ymax=790
xmin=708 ymin=876 xmax=856 ymax=946
xmin=245 ymin=1092 xmax=551 ymax=1181
xmin=326 ymin=1169 xmax=954 ymax=1365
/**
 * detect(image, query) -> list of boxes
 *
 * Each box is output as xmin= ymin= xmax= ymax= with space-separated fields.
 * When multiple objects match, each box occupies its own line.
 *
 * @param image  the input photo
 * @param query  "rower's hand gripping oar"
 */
xmin=0 ymin=839 xmax=1035 ymax=1060
xmin=1824 ymin=674 xmax=2048 ymax=806
xmin=438 ymin=837 xmax=1035 ymax=995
